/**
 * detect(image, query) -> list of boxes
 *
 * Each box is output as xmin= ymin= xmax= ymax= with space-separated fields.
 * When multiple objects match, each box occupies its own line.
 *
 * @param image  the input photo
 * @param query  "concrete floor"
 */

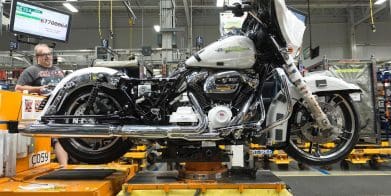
xmin=271 ymin=160 xmax=391 ymax=196
xmin=149 ymin=159 xmax=391 ymax=195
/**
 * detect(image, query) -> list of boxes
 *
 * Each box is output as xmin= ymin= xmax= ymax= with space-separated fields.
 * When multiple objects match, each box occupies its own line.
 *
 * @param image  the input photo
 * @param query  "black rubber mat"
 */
xmin=36 ymin=169 xmax=117 ymax=180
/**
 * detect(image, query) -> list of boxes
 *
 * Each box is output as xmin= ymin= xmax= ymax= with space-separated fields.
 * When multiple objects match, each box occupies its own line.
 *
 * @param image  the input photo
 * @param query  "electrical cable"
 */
xmin=307 ymin=0 xmax=312 ymax=50
xmin=110 ymin=0 xmax=113 ymax=38
xmin=369 ymin=0 xmax=376 ymax=32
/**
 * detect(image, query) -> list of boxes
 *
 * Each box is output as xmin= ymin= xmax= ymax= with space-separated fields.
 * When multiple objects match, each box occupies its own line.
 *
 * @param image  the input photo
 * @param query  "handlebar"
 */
xmin=224 ymin=3 xmax=252 ymax=17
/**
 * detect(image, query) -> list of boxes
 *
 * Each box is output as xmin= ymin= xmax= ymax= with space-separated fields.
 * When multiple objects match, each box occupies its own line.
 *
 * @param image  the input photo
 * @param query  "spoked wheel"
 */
xmin=58 ymin=87 xmax=134 ymax=164
xmin=285 ymin=93 xmax=360 ymax=165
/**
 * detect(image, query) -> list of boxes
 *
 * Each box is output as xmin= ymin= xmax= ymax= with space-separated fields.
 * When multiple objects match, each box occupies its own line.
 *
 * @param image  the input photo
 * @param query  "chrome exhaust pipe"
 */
xmin=22 ymin=123 xmax=118 ymax=138
xmin=20 ymin=93 xmax=209 ymax=139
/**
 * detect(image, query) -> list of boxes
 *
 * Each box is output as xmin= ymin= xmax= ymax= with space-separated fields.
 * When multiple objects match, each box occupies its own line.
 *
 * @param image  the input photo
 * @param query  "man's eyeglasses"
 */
xmin=36 ymin=53 xmax=52 ymax=57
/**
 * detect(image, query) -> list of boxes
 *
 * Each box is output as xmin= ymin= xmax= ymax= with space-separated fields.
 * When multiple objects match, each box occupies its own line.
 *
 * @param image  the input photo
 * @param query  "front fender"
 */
xmin=304 ymin=74 xmax=362 ymax=94
xmin=265 ymin=70 xmax=362 ymax=147
xmin=41 ymin=67 xmax=120 ymax=117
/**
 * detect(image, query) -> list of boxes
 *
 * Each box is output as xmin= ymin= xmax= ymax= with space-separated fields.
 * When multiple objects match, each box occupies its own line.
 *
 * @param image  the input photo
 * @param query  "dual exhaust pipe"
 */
xmin=20 ymin=93 xmax=209 ymax=140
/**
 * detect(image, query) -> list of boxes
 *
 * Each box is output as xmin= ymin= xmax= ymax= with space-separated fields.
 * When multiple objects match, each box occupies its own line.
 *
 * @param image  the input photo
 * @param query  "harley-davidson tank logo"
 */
xmin=216 ymin=46 xmax=250 ymax=53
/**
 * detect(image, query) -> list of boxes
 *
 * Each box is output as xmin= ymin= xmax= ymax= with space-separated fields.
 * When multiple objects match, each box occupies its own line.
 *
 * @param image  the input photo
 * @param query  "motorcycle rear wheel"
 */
xmin=284 ymin=93 xmax=360 ymax=165
xmin=58 ymin=86 xmax=134 ymax=164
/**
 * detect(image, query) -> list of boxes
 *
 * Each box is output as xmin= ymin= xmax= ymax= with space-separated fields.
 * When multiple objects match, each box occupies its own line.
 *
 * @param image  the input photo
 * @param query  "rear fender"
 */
xmin=41 ymin=67 xmax=121 ymax=117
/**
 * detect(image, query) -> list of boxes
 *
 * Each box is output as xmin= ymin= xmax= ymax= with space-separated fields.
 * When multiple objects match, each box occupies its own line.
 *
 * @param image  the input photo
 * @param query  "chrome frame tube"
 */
xmin=229 ymin=94 xmax=254 ymax=126
xmin=241 ymin=68 xmax=293 ymax=134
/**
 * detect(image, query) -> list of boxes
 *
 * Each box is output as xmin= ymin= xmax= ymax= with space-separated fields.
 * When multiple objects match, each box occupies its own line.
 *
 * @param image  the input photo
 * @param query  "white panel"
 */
xmin=0 ymin=132 xmax=4 ymax=177
xmin=231 ymin=145 xmax=244 ymax=167
xmin=4 ymin=133 xmax=17 ymax=177
xmin=16 ymin=133 xmax=28 ymax=159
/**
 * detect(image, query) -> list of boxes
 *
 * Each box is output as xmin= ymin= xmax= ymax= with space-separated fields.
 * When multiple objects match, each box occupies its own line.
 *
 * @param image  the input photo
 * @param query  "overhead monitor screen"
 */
xmin=9 ymin=0 xmax=72 ymax=42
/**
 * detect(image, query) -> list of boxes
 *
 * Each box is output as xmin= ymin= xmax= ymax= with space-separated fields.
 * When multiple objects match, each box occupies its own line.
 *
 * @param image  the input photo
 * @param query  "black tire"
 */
xmin=340 ymin=159 xmax=350 ymax=170
xmin=59 ymin=137 xmax=133 ymax=164
xmin=58 ymin=86 xmax=134 ymax=164
xmin=277 ymin=164 xmax=289 ymax=170
xmin=262 ymin=156 xmax=271 ymax=170
xmin=285 ymin=94 xmax=360 ymax=166
xmin=298 ymin=162 xmax=308 ymax=170
xmin=368 ymin=156 xmax=380 ymax=170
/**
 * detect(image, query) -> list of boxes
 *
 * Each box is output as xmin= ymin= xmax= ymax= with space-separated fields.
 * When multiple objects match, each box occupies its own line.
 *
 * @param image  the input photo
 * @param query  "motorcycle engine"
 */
xmin=186 ymin=70 xmax=258 ymax=129
xmin=202 ymin=71 xmax=250 ymax=129
xmin=203 ymin=71 xmax=242 ymax=101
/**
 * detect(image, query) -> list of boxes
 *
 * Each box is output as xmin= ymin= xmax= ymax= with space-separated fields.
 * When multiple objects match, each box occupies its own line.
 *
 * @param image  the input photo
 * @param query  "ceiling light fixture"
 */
xmin=374 ymin=0 xmax=386 ymax=5
xmin=2 ymin=15 xmax=9 ymax=25
xmin=63 ymin=2 xmax=78 ymax=12
xmin=66 ymin=0 xmax=78 ymax=2
xmin=154 ymin=25 xmax=161 ymax=32
xmin=216 ymin=0 xmax=224 ymax=7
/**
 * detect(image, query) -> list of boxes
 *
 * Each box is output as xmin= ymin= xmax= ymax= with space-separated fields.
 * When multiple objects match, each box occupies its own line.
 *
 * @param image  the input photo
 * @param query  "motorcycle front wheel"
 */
xmin=285 ymin=93 xmax=360 ymax=165
xmin=58 ymin=86 xmax=134 ymax=164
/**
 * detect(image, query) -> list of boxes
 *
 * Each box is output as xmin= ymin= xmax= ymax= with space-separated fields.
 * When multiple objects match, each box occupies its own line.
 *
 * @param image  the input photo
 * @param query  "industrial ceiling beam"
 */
xmin=2 ymin=0 xmax=374 ymax=9
xmin=354 ymin=3 xmax=387 ymax=26
xmin=123 ymin=0 xmax=137 ymax=20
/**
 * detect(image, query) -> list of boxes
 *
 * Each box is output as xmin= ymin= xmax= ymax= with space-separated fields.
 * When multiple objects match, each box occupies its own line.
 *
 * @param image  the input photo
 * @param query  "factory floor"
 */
xmin=272 ymin=160 xmax=391 ymax=196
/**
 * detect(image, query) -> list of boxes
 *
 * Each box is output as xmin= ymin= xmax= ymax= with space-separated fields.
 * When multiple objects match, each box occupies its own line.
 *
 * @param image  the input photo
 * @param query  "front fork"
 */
xmin=281 ymin=52 xmax=338 ymax=134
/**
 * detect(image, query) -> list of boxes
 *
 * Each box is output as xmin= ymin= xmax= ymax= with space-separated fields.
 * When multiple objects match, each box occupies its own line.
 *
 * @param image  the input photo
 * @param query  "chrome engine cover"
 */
xmin=203 ymin=71 xmax=241 ymax=94
xmin=208 ymin=105 xmax=233 ymax=129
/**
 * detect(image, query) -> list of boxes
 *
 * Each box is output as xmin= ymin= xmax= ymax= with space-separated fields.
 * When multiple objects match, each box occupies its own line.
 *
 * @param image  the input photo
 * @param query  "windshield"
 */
xmin=274 ymin=0 xmax=306 ymax=52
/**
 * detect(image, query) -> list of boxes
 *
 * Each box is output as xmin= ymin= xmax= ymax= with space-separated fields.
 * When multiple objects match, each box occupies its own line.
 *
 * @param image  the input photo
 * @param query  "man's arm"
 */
xmin=15 ymin=84 xmax=47 ymax=94
xmin=15 ymin=66 xmax=46 ymax=94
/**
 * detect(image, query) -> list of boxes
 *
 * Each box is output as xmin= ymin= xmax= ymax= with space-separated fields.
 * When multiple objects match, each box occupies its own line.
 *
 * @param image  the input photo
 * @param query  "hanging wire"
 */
xmin=98 ymin=0 xmax=102 ymax=39
xmin=307 ymin=0 xmax=313 ymax=50
xmin=110 ymin=0 xmax=114 ymax=38
xmin=369 ymin=0 xmax=376 ymax=32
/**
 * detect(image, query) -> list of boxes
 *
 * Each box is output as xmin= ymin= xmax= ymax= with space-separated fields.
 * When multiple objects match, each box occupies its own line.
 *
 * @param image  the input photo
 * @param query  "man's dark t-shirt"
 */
xmin=17 ymin=64 xmax=64 ymax=86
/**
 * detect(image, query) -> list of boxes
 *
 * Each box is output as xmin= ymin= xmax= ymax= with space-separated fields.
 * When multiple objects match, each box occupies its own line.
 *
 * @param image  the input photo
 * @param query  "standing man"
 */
xmin=15 ymin=43 xmax=68 ymax=167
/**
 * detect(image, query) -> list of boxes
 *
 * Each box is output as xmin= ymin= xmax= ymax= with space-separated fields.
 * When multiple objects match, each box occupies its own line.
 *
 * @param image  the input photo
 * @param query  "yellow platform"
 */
xmin=343 ymin=141 xmax=391 ymax=168
xmin=118 ymin=188 xmax=292 ymax=196
xmin=120 ymin=170 xmax=292 ymax=196
xmin=0 ymin=163 xmax=138 ymax=196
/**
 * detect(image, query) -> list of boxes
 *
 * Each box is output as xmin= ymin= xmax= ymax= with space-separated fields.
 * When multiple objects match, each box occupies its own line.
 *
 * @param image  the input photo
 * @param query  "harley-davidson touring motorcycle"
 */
xmin=21 ymin=0 xmax=361 ymax=166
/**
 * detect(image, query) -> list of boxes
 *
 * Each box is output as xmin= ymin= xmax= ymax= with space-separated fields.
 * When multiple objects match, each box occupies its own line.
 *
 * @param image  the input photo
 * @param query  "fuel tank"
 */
xmin=186 ymin=36 xmax=256 ymax=69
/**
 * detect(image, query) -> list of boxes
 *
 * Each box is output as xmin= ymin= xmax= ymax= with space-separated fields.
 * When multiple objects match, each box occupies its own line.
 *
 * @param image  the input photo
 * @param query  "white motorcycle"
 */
xmin=21 ymin=0 xmax=361 ymax=166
